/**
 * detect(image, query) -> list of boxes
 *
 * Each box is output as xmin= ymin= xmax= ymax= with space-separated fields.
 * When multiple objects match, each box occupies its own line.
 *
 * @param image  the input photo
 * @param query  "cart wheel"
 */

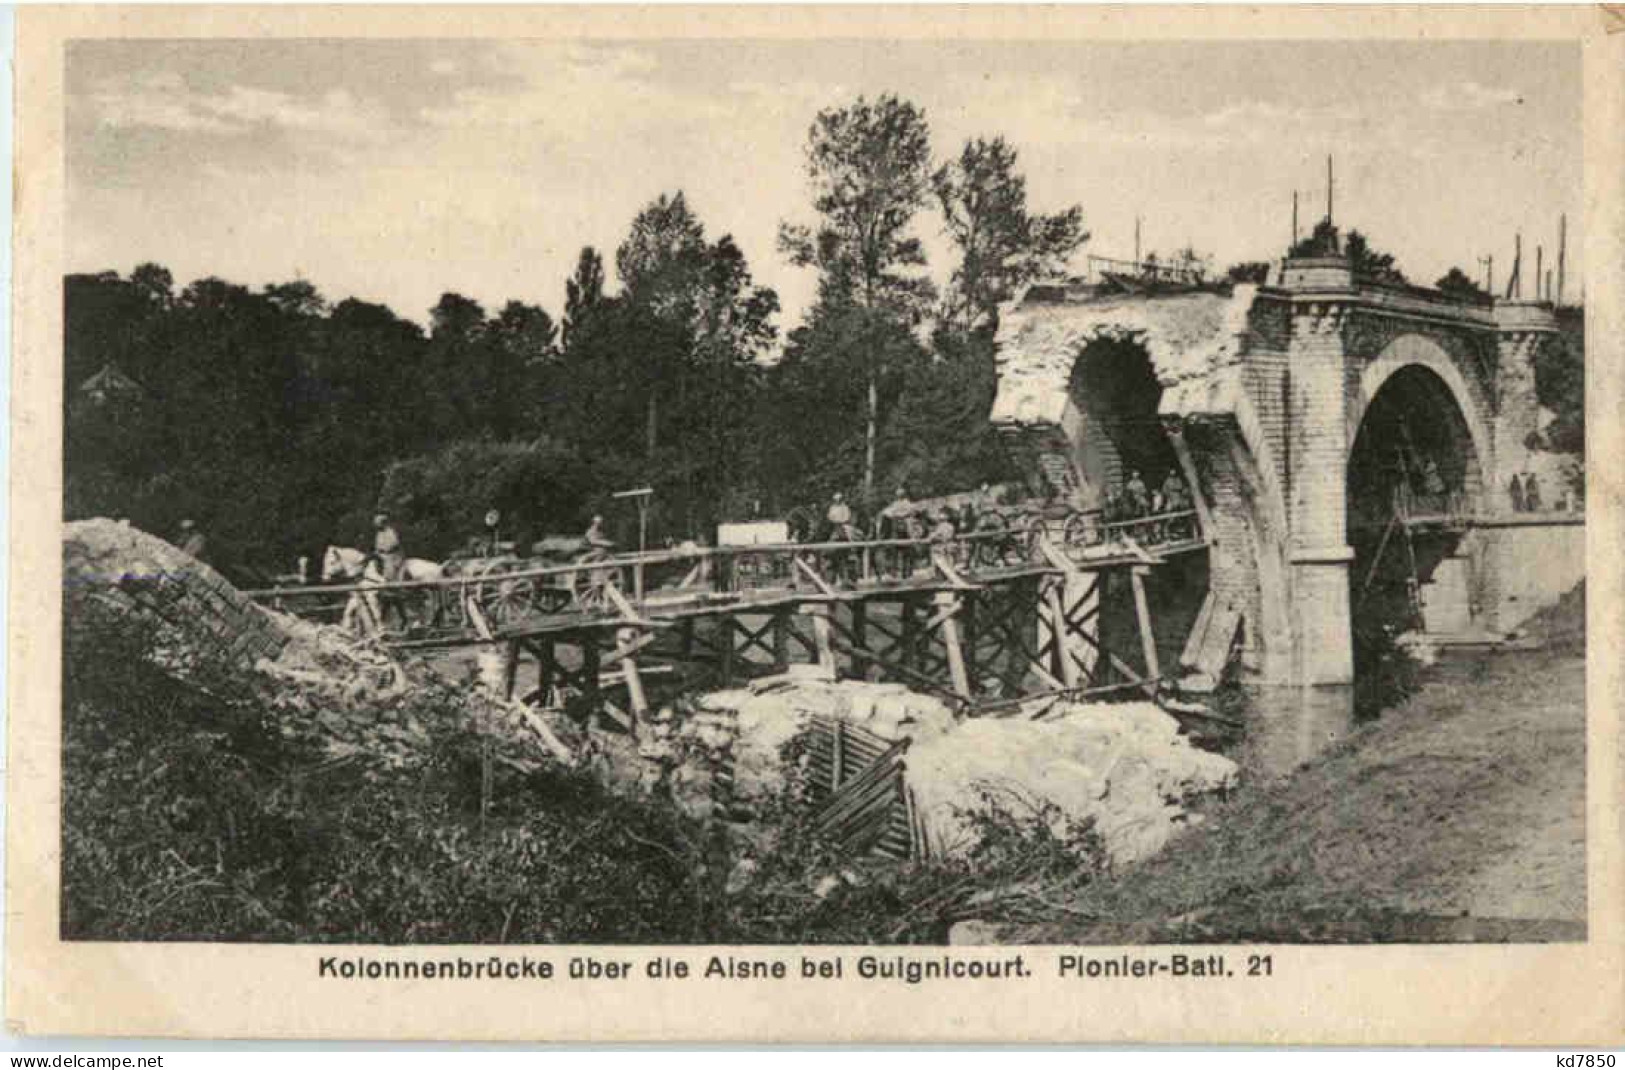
xmin=1063 ymin=512 xmax=1095 ymax=548
xmin=485 ymin=575 xmax=536 ymax=626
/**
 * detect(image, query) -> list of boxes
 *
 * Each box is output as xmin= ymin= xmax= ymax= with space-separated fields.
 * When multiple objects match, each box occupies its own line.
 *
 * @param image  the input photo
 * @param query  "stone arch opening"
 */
xmin=1348 ymin=363 xmax=1482 ymax=535
xmin=1066 ymin=336 xmax=1212 ymax=682
xmin=1063 ymin=337 xmax=1179 ymax=508
xmin=1346 ymin=362 xmax=1484 ymax=708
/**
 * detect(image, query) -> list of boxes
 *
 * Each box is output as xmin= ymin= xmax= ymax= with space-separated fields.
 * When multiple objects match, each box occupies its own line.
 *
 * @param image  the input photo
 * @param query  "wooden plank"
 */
xmin=1130 ymin=565 xmax=1160 ymax=681
xmin=518 ymin=707 xmax=578 ymax=765
xmin=795 ymin=556 xmax=839 ymax=598
xmin=832 ymin=719 xmax=845 ymax=789
xmin=615 ymin=626 xmax=649 ymax=727
xmin=829 ymin=635 xmax=970 ymax=709
xmin=1179 ymin=589 xmax=1218 ymax=669
xmin=1045 ymin=580 xmax=1079 ymax=687
xmin=1167 ymin=424 xmax=1216 ymax=544
xmin=1193 ymin=603 xmax=1244 ymax=680
xmin=935 ymin=591 xmax=972 ymax=699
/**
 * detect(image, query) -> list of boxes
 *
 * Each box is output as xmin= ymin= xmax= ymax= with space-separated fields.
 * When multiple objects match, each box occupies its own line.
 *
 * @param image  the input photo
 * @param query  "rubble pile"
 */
xmin=908 ymin=702 xmax=1238 ymax=866
xmin=638 ymin=673 xmax=957 ymax=823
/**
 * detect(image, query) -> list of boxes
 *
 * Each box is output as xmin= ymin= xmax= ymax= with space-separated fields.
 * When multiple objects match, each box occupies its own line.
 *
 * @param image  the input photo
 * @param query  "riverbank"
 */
xmin=1001 ymin=586 xmax=1587 ymax=943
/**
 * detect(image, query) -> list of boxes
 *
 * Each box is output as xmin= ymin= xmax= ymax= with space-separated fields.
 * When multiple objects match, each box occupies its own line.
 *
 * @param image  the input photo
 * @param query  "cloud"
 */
xmin=1422 ymin=80 xmax=1523 ymax=111
xmin=417 ymin=41 xmax=726 ymax=133
xmin=89 ymin=74 xmax=390 ymax=143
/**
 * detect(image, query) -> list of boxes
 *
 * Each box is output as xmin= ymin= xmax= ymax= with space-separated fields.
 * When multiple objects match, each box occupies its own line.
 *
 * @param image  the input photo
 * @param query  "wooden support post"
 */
xmin=1130 ymin=565 xmax=1161 ymax=683
xmin=899 ymin=599 xmax=918 ymax=673
xmin=720 ymin=616 xmax=737 ymax=686
xmin=502 ymin=638 xmax=522 ymax=700
xmin=850 ymin=601 xmax=868 ymax=679
xmin=805 ymin=602 xmax=838 ymax=679
xmin=1045 ymin=579 xmax=1080 ymax=687
xmin=961 ymin=592 xmax=979 ymax=692
xmin=535 ymin=639 xmax=556 ymax=703
xmin=580 ymin=638 xmax=602 ymax=709
xmin=615 ymin=626 xmax=648 ymax=733
xmin=935 ymin=591 xmax=972 ymax=699
xmin=772 ymin=611 xmax=790 ymax=671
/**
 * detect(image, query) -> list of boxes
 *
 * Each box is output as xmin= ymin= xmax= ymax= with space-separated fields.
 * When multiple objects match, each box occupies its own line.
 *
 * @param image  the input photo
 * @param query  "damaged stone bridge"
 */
xmin=992 ymin=254 xmax=1584 ymax=692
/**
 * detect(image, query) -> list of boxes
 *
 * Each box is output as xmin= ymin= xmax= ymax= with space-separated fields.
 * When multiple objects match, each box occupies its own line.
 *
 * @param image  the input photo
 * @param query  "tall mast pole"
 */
xmin=1536 ymin=244 xmax=1544 ymax=301
xmin=1326 ymin=155 xmax=1334 ymax=225
xmin=1557 ymin=214 xmax=1567 ymax=306
xmin=1292 ymin=190 xmax=1299 ymax=249
xmin=1134 ymin=216 xmax=1142 ymax=266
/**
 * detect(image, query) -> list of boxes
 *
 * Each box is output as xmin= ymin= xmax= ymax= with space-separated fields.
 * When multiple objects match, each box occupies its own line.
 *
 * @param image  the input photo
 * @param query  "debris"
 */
xmin=908 ymin=702 xmax=1237 ymax=866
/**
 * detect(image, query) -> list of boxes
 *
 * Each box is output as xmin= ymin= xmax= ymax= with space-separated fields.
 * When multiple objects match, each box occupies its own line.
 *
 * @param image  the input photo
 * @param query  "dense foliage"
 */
xmin=64 ymin=95 xmax=1103 ymax=574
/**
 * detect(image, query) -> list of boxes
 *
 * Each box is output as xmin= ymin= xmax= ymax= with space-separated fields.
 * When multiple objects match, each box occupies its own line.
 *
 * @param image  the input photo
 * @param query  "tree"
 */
xmin=616 ymin=192 xmax=708 ymax=317
xmin=563 ymin=247 xmax=606 ymax=346
xmin=1289 ymin=218 xmax=1340 ymax=258
xmin=778 ymin=94 xmax=936 ymax=501
xmin=617 ymin=193 xmax=709 ymax=459
xmin=264 ymin=280 xmax=327 ymax=318
xmin=605 ymin=194 xmax=780 ymax=529
xmin=128 ymin=263 xmax=174 ymax=311
xmin=1434 ymin=267 xmax=1490 ymax=304
xmin=932 ymin=136 xmax=1087 ymax=331
xmin=1344 ymin=230 xmax=1406 ymax=285
xmin=429 ymin=292 xmax=486 ymax=342
xmin=1288 ymin=221 xmax=1406 ymax=284
xmin=1226 ymin=261 xmax=1271 ymax=284
xmin=491 ymin=301 xmax=558 ymax=367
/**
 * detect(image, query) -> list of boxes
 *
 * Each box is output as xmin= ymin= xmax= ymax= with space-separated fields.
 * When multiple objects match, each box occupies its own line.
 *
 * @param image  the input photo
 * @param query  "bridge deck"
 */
xmin=250 ymin=522 xmax=1209 ymax=650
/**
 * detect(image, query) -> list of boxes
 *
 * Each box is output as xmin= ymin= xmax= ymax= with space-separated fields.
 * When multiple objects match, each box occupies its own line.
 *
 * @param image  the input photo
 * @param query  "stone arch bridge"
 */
xmin=992 ymin=255 xmax=1583 ymax=689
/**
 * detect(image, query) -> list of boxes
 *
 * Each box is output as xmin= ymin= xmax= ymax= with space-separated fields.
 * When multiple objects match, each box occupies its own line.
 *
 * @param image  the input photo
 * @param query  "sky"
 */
xmin=67 ymin=38 xmax=1583 ymax=332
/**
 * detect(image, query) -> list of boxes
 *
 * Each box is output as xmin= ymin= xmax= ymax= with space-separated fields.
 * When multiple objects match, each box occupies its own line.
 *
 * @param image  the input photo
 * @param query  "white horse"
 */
xmin=321 ymin=546 xmax=445 ymax=635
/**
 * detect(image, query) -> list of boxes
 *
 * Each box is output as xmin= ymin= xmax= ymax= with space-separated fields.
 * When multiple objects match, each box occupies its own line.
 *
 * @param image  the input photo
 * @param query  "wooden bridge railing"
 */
xmin=244 ymin=510 xmax=1205 ymax=634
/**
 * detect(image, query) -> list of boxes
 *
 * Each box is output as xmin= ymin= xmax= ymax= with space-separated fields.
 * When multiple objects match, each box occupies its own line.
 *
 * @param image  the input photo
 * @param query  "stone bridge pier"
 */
xmin=992 ymin=256 xmax=1574 ymax=699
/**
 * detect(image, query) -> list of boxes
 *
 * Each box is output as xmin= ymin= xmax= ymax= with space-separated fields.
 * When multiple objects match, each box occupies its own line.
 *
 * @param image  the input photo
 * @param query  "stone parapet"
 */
xmin=1493 ymin=300 xmax=1559 ymax=334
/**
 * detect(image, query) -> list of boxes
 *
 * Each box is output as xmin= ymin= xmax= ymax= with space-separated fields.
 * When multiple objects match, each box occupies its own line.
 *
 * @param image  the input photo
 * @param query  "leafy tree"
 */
xmin=563 ymin=246 xmax=606 ymax=346
xmin=1533 ymin=306 xmax=1584 ymax=456
xmin=1226 ymin=261 xmax=1271 ymax=284
xmin=128 ymin=262 xmax=174 ymax=311
xmin=779 ymin=94 xmax=937 ymax=502
xmin=265 ymin=279 xmax=328 ymax=318
xmin=1288 ymin=221 xmax=1406 ymax=284
xmin=1434 ymin=267 xmax=1490 ymax=304
xmin=933 ymin=136 xmax=1087 ymax=331
xmin=759 ymin=296 xmax=929 ymax=507
xmin=491 ymin=300 xmax=559 ymax=366
xmin=1344 ymin=230 xmax=1407 ymax=285
xmin=1288 ymin=218 xmax=1340 ymax=258
xmin=616 ymin=192 xmax=708 ymax=317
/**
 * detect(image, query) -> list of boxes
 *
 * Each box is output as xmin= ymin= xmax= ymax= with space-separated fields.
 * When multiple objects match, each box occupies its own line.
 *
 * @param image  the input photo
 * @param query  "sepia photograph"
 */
xmin=56 ymin=30 xmax=1590 ymax=946
xmin=10 ymin=4 xmax=1621 ymax=1045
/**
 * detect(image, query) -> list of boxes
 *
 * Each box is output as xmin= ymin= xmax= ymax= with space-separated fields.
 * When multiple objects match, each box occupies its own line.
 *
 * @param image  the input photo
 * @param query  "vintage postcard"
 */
xmin=7 ymin=3 xmax=1622 ymax=1044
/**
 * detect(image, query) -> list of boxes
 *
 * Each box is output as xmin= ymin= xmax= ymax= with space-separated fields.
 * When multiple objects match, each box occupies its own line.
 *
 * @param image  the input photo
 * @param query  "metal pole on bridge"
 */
xmin=612 ymin=486 xmax=653 ymax=602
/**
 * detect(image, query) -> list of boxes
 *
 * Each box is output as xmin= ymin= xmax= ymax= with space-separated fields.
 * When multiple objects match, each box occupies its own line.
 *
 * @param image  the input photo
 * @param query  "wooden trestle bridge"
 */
xmin=248 ymin=509 xmax=1207 ymax=730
